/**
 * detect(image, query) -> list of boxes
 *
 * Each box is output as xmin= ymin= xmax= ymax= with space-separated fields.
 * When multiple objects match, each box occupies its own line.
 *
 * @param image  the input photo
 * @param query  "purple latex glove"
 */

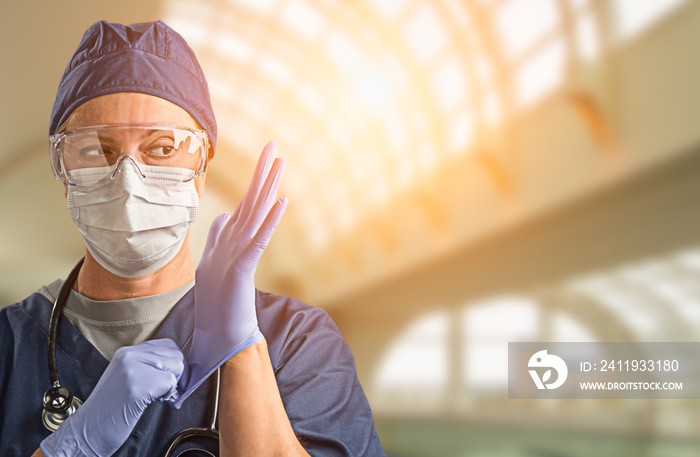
xmin=41 ymin=339 xmax=185 ymax=457
xmin=174 ymin=141 xmax=288 ymax=407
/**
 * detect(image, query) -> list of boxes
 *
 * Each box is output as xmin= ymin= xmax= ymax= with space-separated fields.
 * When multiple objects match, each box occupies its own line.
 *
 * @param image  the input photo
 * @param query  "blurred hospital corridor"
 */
xmin=2 ymin=0 xmax=700 ymax=455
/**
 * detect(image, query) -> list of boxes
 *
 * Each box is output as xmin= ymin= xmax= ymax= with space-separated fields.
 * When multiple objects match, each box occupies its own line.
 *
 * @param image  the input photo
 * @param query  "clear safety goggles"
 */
xmin=49 ymin=123 xmax=210 ymax=186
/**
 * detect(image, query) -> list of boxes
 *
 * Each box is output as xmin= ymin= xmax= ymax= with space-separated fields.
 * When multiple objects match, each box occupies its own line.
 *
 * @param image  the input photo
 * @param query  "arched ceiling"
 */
xmin=1 ymin=0 xmax=697 ymax=308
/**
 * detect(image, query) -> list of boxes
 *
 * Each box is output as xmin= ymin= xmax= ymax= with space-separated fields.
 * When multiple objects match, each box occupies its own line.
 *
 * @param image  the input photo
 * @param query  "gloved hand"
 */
xmin=174 ymin=141 xmax=288 ymax=407
xmin=41 ymin=339 xmax=185 ymax=457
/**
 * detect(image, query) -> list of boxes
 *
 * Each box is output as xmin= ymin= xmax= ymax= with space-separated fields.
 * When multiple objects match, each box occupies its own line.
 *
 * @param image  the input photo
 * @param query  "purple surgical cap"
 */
xmin=49 ymin=20 xmax=218 ymax=151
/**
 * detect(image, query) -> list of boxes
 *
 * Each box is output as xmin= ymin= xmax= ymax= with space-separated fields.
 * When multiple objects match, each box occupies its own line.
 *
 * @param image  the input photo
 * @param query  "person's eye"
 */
xmin=150 ymin=146 xmax=175 ymax=157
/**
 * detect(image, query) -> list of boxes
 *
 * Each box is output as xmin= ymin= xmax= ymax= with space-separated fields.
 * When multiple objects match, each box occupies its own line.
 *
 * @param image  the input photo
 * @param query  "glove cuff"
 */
xmin=40 ymin=414 xmax=97 ymax=457
xmin=173 ymin=328 xmax=264 ymax=408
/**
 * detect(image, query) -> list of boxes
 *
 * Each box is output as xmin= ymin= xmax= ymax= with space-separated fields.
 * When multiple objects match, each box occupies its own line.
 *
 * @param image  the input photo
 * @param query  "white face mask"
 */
xmin=66 ymin=160 xmax=199 ymax=278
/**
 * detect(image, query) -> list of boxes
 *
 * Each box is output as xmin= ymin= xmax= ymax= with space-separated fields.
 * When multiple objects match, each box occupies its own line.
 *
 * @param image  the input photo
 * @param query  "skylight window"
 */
xmin=516 ymin=38 xmax=566 ymax=107
xmin=402 ymin=4 xmax=448 ymax=63
xmin=280 ymin=0 xmax=326 ymax=40
xmin=496 ymin=0 xmax=559 ymax=59
xmin=614 ymin=0 xmax=688 ymax=43
xmin=432 ymin=56 xmax=470 ymax=112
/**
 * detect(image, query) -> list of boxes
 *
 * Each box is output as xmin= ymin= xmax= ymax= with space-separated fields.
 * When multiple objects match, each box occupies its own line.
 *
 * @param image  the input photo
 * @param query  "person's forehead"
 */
xmin=66 ymin=93 xmax=198 ymax=130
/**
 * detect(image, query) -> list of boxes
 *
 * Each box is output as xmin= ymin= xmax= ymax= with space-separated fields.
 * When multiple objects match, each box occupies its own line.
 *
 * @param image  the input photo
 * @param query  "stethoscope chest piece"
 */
xmin=42 ymin=384 xmax=83 ymax=431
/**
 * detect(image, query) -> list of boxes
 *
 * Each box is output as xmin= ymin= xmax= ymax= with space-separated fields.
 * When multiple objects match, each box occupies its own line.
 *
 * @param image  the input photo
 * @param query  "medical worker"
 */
xmin=0 ymin=20 xmax=385 ymax=457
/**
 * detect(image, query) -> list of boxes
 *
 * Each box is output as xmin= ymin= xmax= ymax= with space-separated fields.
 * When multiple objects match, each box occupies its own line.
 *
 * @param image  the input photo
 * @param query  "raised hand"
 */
xmin=174 ymin=141 xmax=288 ymax=407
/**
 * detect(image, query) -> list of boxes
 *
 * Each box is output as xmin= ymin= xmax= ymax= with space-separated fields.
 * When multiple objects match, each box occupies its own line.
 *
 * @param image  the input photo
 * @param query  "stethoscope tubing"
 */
xmin=47 ymin=258 xmax=84 ymax=389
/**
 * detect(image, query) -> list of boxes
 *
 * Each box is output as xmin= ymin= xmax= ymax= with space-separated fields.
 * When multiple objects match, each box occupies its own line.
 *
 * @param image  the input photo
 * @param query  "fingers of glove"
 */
xmin=243 ymin=196 xmax=289 ymax=263
xmin=113 ymin=342 xmax=184 ymax=402
xmin=237 ymin=141 xmax=277 ymax=224
xmin=256 ymin=157 xmax=286 ymax=219
xmin=129 ymin=368 xmax=180 ymax=404
xmin=229 ymin=197 xmax=244 ymax=226
xmin=139 ymin=340 xmax=186 ymax=377
xmin=243 ymin=156 xmax=286 ymax=239
xmin=113 ymin=340 xmax=185 ymax=380
xmin=153 ymin=372 xmax=181 ymax=403
xmin=203 ymin=213 xmax=231 ymax=253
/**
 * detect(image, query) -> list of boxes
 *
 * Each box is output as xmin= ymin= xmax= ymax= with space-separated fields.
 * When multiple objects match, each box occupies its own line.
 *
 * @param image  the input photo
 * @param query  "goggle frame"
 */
xmin=49 ymin=123 xmax=211 ymax=186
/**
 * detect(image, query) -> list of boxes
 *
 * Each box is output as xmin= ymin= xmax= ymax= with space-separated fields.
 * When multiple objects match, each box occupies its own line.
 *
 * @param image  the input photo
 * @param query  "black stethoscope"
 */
xmin=42 ymin=258 xmax=220 ymax=457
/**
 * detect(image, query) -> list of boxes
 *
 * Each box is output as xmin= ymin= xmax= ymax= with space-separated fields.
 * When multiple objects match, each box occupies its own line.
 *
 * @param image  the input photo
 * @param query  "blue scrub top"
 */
xmin=0 ymin=287 xmax=385 ymax=456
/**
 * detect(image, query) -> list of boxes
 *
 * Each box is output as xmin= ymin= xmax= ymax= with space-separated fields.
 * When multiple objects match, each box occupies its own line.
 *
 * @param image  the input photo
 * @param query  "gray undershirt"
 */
xmin=38 ymin=279 xmax=194 ymax=360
